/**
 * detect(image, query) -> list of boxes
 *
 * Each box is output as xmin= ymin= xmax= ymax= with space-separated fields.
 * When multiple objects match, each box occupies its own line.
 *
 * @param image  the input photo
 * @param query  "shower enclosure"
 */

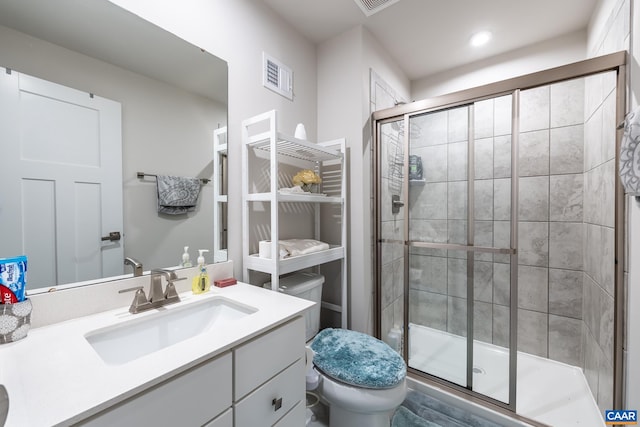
xmin=374 ymin=53 xmax=625 ymax=423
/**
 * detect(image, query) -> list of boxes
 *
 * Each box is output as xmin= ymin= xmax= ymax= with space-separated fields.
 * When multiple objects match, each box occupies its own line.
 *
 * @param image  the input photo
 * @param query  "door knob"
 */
xmin=101 ymin=231 xmax=121 ymax=242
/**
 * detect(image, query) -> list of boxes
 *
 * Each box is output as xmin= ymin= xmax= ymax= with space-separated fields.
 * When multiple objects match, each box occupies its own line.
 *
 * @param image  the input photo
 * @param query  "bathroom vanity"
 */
xmin=0 ymin=275 xmax=313 ymax=426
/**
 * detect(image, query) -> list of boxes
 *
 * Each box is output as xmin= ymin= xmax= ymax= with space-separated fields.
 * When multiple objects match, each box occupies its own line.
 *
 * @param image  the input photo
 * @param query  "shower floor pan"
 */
xmin=408 ymin=323 xmax=604 ymax=426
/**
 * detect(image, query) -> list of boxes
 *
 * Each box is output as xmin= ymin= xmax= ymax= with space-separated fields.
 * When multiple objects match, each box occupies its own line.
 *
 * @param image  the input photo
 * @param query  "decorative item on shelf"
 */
xmin=293 ymin=169 xmax=321 ymax=193
xmin=294 ymin=123 xmax=307 ymax=140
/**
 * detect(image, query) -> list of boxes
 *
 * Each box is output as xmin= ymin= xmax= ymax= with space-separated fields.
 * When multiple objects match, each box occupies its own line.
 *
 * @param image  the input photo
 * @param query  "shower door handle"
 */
xmin=392 ymin=195 xmax=404 ymax=214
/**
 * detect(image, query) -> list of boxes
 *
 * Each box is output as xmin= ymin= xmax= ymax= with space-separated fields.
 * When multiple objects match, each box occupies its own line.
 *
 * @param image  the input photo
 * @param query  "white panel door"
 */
xmin=0 ymin=68 xmax=123 ymax=288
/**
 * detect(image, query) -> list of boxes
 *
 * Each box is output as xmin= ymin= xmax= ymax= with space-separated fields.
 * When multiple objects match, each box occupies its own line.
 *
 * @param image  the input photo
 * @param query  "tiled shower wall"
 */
xmin=516 ymin=81 xmax=586 ymax=364
xmin=583 ymin=71 xmax=617 ymax=411
xmin=584 ymin=0 xmax=628 ymax=412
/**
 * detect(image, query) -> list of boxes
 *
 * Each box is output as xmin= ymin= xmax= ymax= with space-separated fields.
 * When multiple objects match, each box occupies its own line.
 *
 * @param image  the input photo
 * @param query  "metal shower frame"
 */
xmin=372 ymin=51 xmax=627 ymax=419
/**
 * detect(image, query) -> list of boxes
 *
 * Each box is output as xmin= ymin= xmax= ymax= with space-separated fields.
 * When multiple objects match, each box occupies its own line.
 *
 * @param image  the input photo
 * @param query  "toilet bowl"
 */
xmin=316 ymin=370 xmax=407 ymax=427
xmin=309 ymin=328 xmax=407 ymax=427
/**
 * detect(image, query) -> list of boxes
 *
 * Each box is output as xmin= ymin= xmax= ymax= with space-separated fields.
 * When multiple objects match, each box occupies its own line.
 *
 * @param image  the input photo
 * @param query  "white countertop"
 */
xmin=0 ymin=283 xmax=313 ymax=427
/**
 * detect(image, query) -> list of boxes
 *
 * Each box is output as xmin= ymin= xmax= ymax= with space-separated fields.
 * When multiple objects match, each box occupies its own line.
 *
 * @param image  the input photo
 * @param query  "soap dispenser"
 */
xmin=181 ymin=246 xmax=192 ymax=267
xmin=191 ymin=249 xmax=210 ymax=294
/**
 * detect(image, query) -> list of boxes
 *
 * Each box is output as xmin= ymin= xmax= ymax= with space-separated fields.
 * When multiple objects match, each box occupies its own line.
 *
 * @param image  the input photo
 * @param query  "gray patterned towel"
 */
xmin=156 ymin=175 xmax=201 ymax=215
xmin=620 ymin=106 xmax=640 ymax=196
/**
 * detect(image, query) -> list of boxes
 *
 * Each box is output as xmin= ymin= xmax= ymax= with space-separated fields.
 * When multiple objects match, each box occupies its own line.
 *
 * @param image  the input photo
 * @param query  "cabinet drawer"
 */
xmin=234 ymin=317 xmax=304 ymax=400
xmin=79 ymin=352 xmax=232 ymax=427
xmin=273 ymin=400 xmax=305 ymax=427
xmin=234 ymin=358 xmax=305 ymax=427
xmin=204 ymin=408 xmax=233 ymax=427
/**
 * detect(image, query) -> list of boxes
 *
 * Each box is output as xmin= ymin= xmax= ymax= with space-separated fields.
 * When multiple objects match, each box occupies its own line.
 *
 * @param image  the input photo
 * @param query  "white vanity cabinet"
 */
xmin=204 ymin=409 xmax=233 ymax=427
xmin=234 ymin=316 xmax=306 ymax=427
xmin=77 ymin=317 xmax=306 ymax=427
xmin=79 ymin=352 xmax=233 ymax=426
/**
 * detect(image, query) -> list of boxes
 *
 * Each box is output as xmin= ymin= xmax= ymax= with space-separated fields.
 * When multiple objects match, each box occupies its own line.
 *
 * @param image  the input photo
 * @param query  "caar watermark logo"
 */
xmin=605 ymin=410 xmax=637 ymax=425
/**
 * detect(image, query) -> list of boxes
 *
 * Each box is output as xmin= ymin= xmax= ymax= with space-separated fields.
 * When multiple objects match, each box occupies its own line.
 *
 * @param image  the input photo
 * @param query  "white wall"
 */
xmin=109 ymin=0 xmax=319 ymax=279
xmin=317 ymin=25 xmax=410 ymax=333
xmin=412 ymin=30 xmax=587 ymax=100
xmin=362 ymin=29 xmax=412 ymax=108
xmin=317 ymin=27 xmax=363 ymax=330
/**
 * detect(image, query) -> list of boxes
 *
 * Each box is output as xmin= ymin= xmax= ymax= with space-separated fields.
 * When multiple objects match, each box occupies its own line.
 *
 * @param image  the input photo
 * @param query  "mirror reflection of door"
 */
xmin=0 ymin=69 xmax=123 ymax=287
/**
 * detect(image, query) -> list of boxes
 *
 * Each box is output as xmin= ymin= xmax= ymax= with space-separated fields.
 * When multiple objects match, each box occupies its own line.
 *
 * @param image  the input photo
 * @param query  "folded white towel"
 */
xmin=620 ymin=106 xmax=640 ymax=196
xmin=258 ymin=239 xmax=330 ymax=259
xmin=280 ymin=239 xmax=330 ymax=257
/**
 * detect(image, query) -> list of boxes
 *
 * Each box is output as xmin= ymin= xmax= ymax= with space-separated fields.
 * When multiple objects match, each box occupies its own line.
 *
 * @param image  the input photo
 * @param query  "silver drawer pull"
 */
xmin=272 ymin=397 xmax=283 ymax=411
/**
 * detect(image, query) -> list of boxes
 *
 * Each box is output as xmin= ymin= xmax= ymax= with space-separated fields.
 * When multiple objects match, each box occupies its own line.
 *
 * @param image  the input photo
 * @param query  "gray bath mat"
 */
xmin=399 ymin=390 xmax=505 ymax=427
xmin=392 ymin=406 xmax=440 ymax=427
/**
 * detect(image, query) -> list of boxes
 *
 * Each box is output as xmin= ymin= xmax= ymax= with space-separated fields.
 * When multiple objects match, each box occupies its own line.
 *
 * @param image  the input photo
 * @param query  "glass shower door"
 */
xmin=378 ymin=119 xmax=407 ymax=357
xmin=405 ymin=95 xmax=516 ymax=407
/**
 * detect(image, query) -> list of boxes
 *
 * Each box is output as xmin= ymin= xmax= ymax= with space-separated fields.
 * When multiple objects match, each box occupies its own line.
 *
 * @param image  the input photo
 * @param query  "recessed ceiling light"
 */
xmin=470 ymin=31 xmax=492 ymax=47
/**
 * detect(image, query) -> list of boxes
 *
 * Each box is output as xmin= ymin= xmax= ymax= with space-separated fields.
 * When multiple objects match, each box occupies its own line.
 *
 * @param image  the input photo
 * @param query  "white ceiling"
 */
xmin=264 ymin=0 xmax=600 ymax=80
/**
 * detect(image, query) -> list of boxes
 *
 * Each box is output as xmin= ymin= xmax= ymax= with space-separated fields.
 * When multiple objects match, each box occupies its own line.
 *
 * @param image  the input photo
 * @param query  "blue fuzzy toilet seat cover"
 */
xmin=310 ymin=328 xmax=406 ymax=389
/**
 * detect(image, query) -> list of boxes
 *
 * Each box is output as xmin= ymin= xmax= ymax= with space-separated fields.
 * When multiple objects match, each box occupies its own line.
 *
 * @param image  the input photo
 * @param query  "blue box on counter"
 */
xmin=0 ymin=255 xmax=27 ymax=303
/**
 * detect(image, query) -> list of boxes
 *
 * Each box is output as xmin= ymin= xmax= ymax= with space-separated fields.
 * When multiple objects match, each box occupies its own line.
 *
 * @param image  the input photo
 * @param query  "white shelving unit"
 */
xmin=241 ymin=110 xmax=348 ymax=328
xmin=213 ymin=126 xmax=228 ymax=263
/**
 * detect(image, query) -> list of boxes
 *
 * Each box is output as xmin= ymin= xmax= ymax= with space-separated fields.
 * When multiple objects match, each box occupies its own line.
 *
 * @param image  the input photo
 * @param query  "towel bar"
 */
xmin=136 ymin=172 xmax=210 ymax=185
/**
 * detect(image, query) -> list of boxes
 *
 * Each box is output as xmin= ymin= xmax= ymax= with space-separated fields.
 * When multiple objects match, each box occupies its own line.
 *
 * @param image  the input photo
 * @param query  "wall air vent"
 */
xmin=353 ymin=0 xmax=401 ymax=16
xmin=263 ymin=52 xmax=293 ymax=100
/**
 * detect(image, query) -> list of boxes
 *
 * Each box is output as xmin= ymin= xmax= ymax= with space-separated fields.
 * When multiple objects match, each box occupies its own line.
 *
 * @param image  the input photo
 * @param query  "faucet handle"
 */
xmin=164 ymin=283 xmax=180 ymax=302
xmin=131 ymin=289 xmax=150 ymax=312
xmin=119 ymin=286 xmax=150 ymax=314
xmin=163 ymin=274 xmax=186 ymax=302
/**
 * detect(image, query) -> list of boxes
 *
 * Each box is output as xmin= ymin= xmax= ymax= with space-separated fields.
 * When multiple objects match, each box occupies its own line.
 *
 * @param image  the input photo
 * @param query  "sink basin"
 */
xmin=85 ymin=296 xmax=257 ymax=365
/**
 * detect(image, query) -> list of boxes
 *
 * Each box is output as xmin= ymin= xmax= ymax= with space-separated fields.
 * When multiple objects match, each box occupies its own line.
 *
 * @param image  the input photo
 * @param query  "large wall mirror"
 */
xmin=0 ymin=0 xmax=228 ymax=292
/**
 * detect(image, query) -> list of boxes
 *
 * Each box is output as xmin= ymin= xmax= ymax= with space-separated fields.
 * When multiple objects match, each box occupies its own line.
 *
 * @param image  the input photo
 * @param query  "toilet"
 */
xmin=308 ymin=328 xmax=407 ymax=427
xmin=272 ymin=273 xmax=407 ymax=426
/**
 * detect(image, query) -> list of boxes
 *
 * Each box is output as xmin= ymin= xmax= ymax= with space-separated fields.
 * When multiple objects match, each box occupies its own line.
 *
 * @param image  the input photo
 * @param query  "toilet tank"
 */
xmin=265 ymin=272 xmax=324 ymax=341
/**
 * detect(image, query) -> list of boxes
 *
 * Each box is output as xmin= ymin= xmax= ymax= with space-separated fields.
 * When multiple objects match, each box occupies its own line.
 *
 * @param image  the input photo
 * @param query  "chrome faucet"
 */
xmin=150 ymin=269 xmax=183 ymax=303
xmin=123 ymin=257 xmax=143 ymax=277
xmin=119 ymin=269 xmax=185 ymax=314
